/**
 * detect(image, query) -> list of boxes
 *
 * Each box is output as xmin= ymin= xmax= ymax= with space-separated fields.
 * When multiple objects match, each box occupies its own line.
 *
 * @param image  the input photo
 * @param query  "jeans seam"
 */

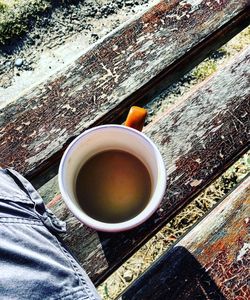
xmin=0 ymin=194 xmax=31 ymax=203
xmin=0 ymin=217 xmax=44 ymax=225
xmin=53 ymin=286 xmax=91 ymax=300
xmin=49 ymin=235 xmax=97 ymax=300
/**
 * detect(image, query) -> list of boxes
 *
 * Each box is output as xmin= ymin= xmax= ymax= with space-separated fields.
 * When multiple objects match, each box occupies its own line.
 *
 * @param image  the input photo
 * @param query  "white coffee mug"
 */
xmin=58 ymin=124 xmax=166 ymax=232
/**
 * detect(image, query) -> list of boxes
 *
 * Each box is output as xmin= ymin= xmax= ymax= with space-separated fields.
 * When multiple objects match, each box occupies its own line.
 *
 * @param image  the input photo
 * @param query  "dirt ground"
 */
xmin=0 ymin=0 xmax=156 ymax=106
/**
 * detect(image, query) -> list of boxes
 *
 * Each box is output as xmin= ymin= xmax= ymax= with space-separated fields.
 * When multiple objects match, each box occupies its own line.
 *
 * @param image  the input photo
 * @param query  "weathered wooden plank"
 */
xmin=121 ymin=175 xmax=250 ymax=300
xmin=0 ymin=0 xmax=249 ymax=178
xmin=49 ymin=47 xmax=250 ymax=284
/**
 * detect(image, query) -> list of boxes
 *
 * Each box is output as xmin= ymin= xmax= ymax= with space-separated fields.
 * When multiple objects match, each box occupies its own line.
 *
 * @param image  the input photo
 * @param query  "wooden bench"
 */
xmin=1 ymin=0 xmax=249 ymax=298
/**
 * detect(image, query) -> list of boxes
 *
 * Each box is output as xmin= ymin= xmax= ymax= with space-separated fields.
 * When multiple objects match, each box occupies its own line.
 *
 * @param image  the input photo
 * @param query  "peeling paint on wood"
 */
xmin=121 ymin=175 xmax=250 ymax=300
xmin=0 ymin=0 xmax=249 ymax=177
xmin=178 ymin=177 xmax=250 ymax=299
xmin=50 ymin=48 xmax=249 ymax=284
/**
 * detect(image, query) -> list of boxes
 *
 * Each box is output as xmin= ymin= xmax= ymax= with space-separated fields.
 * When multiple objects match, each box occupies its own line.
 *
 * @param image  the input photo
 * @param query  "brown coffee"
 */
xmin=75 ymin=149 xmax=151 ymax=223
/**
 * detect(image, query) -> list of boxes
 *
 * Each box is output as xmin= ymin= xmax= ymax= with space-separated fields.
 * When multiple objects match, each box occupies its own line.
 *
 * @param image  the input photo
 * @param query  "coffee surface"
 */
xmin=75 ymin=150 xmax=151 ymax=223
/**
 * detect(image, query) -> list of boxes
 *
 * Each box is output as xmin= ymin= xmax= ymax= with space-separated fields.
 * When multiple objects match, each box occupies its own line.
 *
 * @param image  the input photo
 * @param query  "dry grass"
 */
xmin=192 ymin=26 xmax=250 ymax=81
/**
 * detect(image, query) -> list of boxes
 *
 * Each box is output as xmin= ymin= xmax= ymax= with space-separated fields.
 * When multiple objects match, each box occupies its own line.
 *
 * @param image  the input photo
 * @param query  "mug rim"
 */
xmin=58 ymin=124 xmax=166 ymax=232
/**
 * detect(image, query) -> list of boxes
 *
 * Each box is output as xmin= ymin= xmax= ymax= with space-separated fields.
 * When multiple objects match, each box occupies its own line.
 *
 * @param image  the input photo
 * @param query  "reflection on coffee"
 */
xmin=75 ymin=150 xmax=151 ymax=223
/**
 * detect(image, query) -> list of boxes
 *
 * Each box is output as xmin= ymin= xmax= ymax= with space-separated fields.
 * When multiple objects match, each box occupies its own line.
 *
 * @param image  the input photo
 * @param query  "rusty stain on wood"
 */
xmin=49 ymin=48 xmax=249 ymax=284
xmin=121 ymin=176 xmax=250 ymax=300
xmin=0 ymin=0 xmax=249 ymax=177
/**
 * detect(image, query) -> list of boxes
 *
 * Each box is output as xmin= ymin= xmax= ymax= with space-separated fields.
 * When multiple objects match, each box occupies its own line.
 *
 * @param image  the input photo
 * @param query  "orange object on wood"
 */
xmin=124 ymin=106 xmax=147 ymax=132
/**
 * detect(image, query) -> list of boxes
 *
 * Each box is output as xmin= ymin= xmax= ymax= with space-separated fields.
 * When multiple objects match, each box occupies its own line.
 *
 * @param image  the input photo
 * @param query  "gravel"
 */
xmin=14 ymin=57 xmax=23 ymax=67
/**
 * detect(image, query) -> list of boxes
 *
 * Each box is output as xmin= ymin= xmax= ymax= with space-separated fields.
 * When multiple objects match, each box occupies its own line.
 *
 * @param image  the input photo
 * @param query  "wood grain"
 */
xmin=121 ymin=175 xmax=250 ymax=300
xmin=50 ymin=47 xmax=250 ymax=285
xmin=0 ymin=0 xmax=249 ymax=178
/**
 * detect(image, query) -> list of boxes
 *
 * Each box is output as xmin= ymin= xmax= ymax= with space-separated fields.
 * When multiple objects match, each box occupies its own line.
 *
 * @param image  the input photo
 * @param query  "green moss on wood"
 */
xmin=192 ymin=59 xmax=217 ymax=81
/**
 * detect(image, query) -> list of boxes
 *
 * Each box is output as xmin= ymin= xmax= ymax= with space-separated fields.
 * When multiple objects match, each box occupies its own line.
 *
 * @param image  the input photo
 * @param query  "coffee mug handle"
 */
xmin=124 ymin=106 xmax=147 ymax=132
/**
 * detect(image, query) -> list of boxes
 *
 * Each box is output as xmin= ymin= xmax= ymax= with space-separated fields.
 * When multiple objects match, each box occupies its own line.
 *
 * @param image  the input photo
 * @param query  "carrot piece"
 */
xmin=124 ymin=106 xmax=147 ymax=132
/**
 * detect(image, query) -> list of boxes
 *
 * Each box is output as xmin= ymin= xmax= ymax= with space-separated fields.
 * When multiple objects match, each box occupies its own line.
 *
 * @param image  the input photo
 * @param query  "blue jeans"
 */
xmin=0 ymin=168 xmax=101 ymax=300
